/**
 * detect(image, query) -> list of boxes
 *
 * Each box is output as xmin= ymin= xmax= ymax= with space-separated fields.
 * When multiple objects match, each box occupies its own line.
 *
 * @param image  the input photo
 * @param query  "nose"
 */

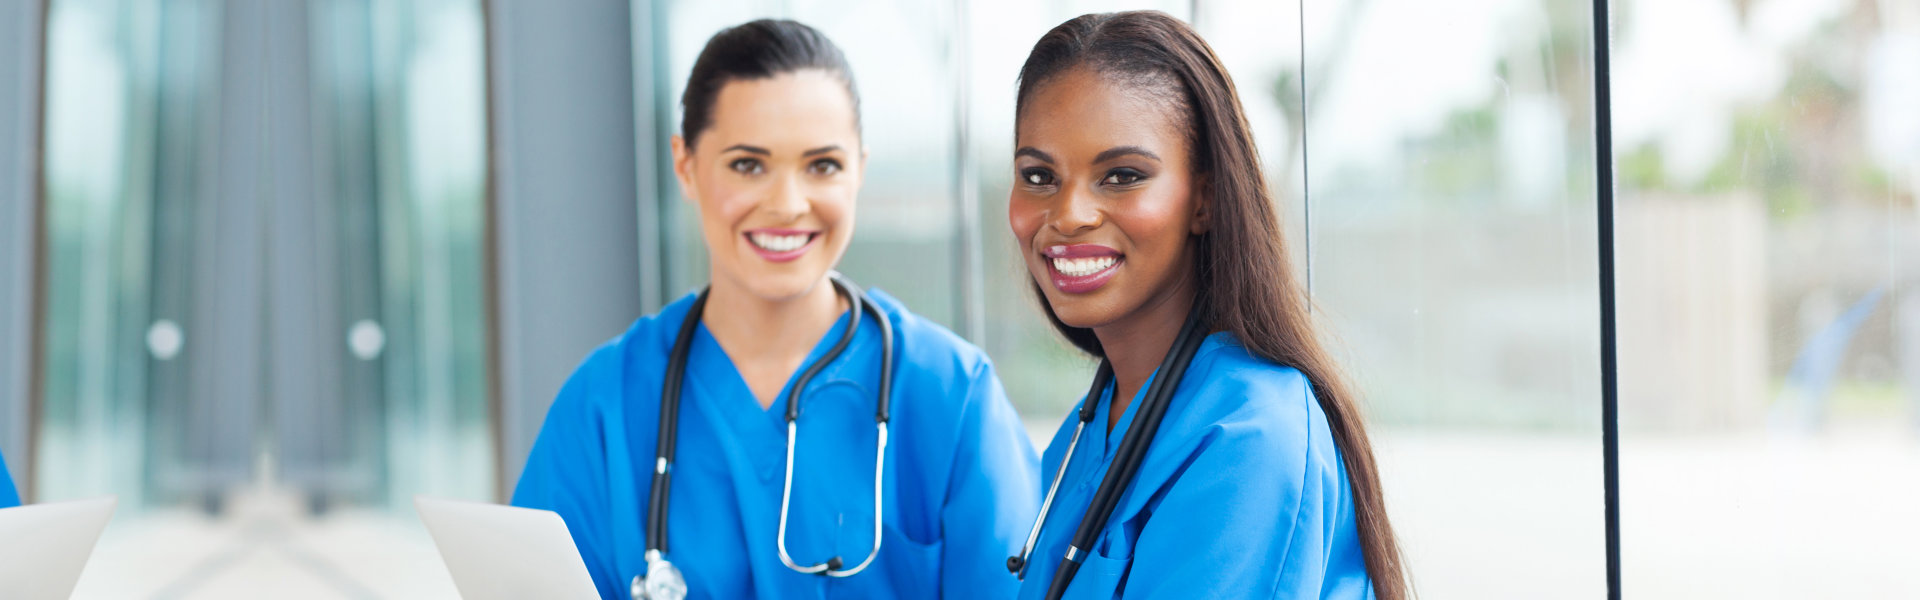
xmin=1047 ymin=184 xmax=1102 ymax=236
xmin=763 ymin=172 xmax=809 ymax=221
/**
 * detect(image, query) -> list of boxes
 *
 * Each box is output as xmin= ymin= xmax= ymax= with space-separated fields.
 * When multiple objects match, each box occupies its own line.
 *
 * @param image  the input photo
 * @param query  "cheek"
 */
xmin=1118 ymin=188 xmax=1192 ymax=253
xmin=812 ymin=180 xmax=856 ymax=228
xmin=1006 ymin=195 xmax=1042 ymax=250
xmin=714 ymin=173 xmax=764 ymax=215
xmin=697 ymin=175 xmax=756 ymax=235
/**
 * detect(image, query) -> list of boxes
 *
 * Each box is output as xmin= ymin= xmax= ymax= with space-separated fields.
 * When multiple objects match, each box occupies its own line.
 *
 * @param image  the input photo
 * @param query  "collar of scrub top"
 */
xmin=634 ymin=273 xmax=896 ymax=600
xmin=1006 ymin=304 xmax=1209 ymax=600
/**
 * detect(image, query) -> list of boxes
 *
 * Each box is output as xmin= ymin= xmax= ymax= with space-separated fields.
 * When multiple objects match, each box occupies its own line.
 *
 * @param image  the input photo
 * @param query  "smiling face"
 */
xmin=1010 ymin=66 xmax=1209 ymax=332
xmin=672 ymin=69 xmax=864 ymax=303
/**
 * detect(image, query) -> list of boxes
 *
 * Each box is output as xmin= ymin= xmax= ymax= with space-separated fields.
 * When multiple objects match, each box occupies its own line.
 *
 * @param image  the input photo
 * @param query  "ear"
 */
xmin=1189 ymin=174 xmax=1213 ymax=234
xmin=670 ymin=135 xmax=698 ymax=202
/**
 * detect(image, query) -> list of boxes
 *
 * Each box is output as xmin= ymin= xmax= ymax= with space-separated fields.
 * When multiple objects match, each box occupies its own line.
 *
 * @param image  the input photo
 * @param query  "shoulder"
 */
xmin=1185 ymin=332 xmax=1316 ymax=411
xmin=864 ymin=287 xmax=996 ymax=386
xmin=1173 ymin=333 xmax=1333 ymax=468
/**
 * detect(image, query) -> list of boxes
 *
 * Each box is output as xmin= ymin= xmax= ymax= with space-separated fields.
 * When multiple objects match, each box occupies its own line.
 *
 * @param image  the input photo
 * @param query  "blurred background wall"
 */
xmin=0 ymin=0 xmax=45 ymax=507
xmin=0 ymin=0 xmax=1914 ymax=597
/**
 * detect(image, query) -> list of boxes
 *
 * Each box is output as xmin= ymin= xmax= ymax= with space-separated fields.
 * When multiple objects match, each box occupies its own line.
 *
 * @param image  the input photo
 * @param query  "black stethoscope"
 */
xmin=632 ymin=274 xmax=895 ymax=600
xmin=1006 ymin=305 xmax=1208 ymax=600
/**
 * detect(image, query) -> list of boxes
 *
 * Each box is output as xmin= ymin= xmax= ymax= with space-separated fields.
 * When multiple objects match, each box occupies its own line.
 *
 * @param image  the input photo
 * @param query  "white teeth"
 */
xmin=750 ymin=232 xmax=810 ymax=252
xmin=1051 ymin=256 xmax=1117 ymax=276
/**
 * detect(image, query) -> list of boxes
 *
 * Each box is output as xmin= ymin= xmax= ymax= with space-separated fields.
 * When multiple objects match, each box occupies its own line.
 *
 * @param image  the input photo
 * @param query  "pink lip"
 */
xmin=744 ymin=229 xmax=821 ymax=263
xmin=1041 ymin=244 xmax=1123 ymax=294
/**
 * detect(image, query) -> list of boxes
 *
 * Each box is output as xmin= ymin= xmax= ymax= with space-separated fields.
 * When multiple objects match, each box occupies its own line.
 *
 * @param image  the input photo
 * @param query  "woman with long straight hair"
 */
xmin=1004 ymin=11 xmax=1407 ymax=599
xmin=513 ymin=19 xmax=1039 ymax=600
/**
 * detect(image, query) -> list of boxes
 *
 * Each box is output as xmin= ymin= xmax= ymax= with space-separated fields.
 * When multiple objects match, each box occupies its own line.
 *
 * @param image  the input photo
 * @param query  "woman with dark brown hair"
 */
xmin=1003 ymin=11 xmax=1407 ymax=600
xmin=512 ymin=19 xmax=1039 ymax=600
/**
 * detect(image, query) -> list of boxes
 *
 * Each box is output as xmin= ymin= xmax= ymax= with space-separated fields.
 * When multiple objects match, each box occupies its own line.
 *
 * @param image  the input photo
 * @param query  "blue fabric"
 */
xmin=514 ymin=289 xmax=1039 ymax=599
xmin=1016 ymin=333 xmax=1373 ymax=600
xmin=0 ymin=448 xmax=17 ymax=508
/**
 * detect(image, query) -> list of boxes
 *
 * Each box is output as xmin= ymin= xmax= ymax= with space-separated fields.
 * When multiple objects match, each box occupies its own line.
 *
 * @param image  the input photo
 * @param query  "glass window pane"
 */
xmin=310 ymin=0 xmax=496 ymax=507
xmin=1301 ymin=0 xmax=1605 ymax=594
xmin=38 ymin=0 xmax=220 ymax=507
xmin=1615 ymin=1 xmax=1920 ymax=596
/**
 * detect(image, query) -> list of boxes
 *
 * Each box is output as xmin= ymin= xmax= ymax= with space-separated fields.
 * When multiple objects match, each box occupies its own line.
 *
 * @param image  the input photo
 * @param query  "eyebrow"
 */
xmin=1014 ymin=147 xmax=1055 ymax=164
xmin=720 ymin=144 xmax=843 ymax=157
xmin=1094 ymin=146 xmax=1161 ymax=164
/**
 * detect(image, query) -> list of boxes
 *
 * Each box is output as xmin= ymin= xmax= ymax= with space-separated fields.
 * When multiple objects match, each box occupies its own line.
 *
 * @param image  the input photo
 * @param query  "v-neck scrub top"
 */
xmin=1015 ymin=332 xmax=1374 ymax=600
xmin=513 ymin=289 xmax=1040 ymax=599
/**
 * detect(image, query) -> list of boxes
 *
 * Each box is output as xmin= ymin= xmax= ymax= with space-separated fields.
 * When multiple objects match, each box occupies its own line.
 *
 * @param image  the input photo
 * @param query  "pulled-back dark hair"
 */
xmin=1015 ymin=11 xmax=1410 ymax=598
xmin=680 ymin=19 xmax=860 ymax=147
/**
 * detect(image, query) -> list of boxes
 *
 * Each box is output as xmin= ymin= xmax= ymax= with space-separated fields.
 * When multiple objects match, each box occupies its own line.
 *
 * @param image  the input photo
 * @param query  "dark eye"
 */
xmin=1020 ymin=168 xmax=1055 ymax=186
xmin=1102 ymin=168 xmax=1146 ymax=186
xmin=808 ymin=158 xmax=842 ymax=176
xmin=730 ymin=158 xmax=764 ymax=175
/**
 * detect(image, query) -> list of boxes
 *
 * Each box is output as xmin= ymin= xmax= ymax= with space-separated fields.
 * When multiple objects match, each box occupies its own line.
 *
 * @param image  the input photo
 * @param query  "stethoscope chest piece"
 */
xmin=633 ymin=554 xmax=686 ymax=600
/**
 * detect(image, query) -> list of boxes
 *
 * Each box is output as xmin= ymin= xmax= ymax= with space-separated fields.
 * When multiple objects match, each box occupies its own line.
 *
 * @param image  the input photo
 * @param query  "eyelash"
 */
xmin=728 ymin=158 xmax=842 ymax=176
xmin=1103 ymin=168 xmax=1146 ymax=186
xmin=1019 ymin=168 xmax=1149 ymax=188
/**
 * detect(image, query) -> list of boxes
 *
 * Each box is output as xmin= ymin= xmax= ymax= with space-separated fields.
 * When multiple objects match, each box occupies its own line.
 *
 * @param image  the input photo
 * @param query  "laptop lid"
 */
xmin=0 ymin=496 xmax=118 ymax=600
xmin=414 ymin=496 xmax=600 ymax=600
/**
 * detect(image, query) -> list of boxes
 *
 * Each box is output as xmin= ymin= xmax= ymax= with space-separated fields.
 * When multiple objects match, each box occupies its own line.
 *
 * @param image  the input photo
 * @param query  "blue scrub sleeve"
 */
xmin=511 ymin=345 xmax=624 ymax=600
xmin=939 ymin=360 xmax=1041 ymax=599
xmin=1121 ymin=422 xmax=1344 ymax=599
xmin=0 ymin=448 xmax=19 ymax=508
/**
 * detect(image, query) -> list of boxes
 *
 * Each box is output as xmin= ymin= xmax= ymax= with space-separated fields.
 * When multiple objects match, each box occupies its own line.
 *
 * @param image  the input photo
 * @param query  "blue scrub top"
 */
xmin=1017 ymin=333 xmax=1373 ymax=600
xmin=514 ymin=289 xmax=1040 ymax=599
xmin=0 ymin=448 xmax=17 ymax=508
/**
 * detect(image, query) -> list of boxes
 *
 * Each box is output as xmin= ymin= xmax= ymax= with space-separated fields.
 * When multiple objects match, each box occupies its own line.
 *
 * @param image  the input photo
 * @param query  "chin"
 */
xmin=1048 ymin=302 xmax=1114 ymax=330
xmin=1035 ymin=284 xmax=1115 ymax=330
xmin=736 ymin=266 xmax=832 ymax=302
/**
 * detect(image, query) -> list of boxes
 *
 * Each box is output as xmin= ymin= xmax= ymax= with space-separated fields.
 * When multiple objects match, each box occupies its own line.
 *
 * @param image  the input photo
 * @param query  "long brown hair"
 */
xmin=1015 ymin=11 xmax=1408 ymax=598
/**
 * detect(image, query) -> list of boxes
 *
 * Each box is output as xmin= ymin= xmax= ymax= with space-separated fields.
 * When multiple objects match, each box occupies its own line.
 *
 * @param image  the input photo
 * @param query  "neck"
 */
xmin=701 ymin=274 xmax=846 ymax=404
xmin=1091 ymin=276 xmax=1197 ymax=433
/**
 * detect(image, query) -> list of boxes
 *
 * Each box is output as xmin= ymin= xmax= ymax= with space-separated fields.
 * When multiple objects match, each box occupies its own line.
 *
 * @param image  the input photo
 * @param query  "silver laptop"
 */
xmin=0 ymin=496 xmax=118 ymax=600
xmin=415 ymin=496 xmax=601 ymax=600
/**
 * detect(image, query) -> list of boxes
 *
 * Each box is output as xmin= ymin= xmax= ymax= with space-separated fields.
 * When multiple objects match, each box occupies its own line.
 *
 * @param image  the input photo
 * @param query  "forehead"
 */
xmin=701 ymin=69 xmax=859 ymax=150
xmin=1016 ymin=67 xmax=1189 ymax=161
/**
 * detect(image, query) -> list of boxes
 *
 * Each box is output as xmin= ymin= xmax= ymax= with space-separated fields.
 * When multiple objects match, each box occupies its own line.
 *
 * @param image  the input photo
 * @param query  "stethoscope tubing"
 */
xmin=647 ymin=291 xmax=707 ymax=554
xmin=1010 ymin=362 xmax=1112 ymax=579
xmin=1040 ymin=307 xmax=1209 ymax=600
xmin=643 ymin=274 xmax=895 ymax=590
